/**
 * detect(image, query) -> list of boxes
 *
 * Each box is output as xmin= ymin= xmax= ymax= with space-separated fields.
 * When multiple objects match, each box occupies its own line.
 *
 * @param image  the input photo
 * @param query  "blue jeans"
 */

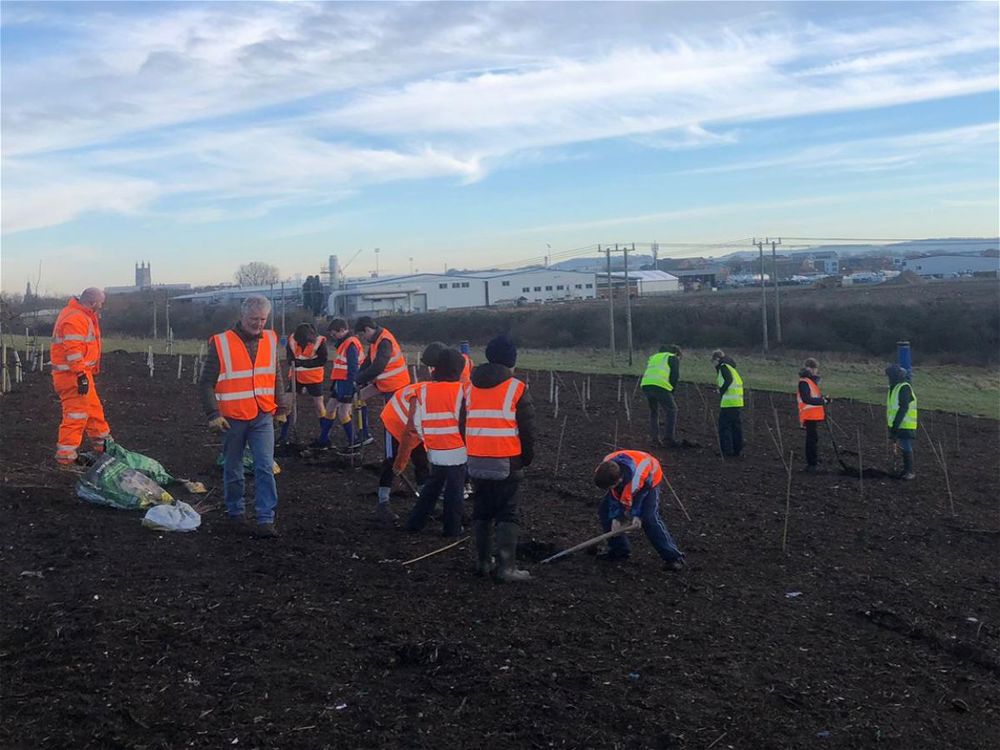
xmin=408 ymin=463 xmax=465 ymax=537
xmin=221 ymin=411 xmax=278 ymax=524
xmin=598 ymin=489 xmax=683 ymax=562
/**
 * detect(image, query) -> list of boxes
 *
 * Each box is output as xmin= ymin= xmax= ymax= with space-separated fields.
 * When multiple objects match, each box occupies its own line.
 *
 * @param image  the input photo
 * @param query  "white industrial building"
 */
xmin=329 ymin=269 xmax=598 ymax=316
xmin=902 ymin=255 xmax=998 ymax=277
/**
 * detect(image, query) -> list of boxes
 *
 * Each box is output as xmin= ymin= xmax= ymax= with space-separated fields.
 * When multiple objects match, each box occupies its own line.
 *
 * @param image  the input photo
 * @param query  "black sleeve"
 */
xmin=356 ymin=339 xmax=392 ymax=387
xmin=285 ymin=343 xmax=295 ymax=364
xmin=718 ymin=364 xmax=732 ymax=395
xmin=515 ymin=387 xmax=536 ymax=466
xmin=798 ymin=380 xmax=825 ymax=406
xmin=892 ymin=384 xmax=913 ymax=430
xmin=459 ymin=400 xmax=467 ymax=439
xmin=199 ymin=337 xmax=221 ymax=417
xmin=315 ymin=340 xmax=328 ymax=366
xmin=669 ymin=359 xmax=680 ymax=389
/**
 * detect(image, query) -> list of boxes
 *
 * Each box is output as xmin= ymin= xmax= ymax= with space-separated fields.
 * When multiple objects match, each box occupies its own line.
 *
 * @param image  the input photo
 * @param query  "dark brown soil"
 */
xmin=2 ymin=353 xmax=998 ymax=749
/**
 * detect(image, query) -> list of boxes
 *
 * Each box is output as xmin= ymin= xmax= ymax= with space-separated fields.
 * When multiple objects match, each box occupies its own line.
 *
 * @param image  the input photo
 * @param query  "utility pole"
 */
xmin=624 ymin=243 xmax=634 ymax=366
xmin=152 ymin=297 xmax=158 ymax=339
xmin=754 ymin=239 xmax=769 ymax=352
xmin=605 ymin=245 xmax=615 ymax=366
xmin=281 ymin=281 xmax=286 ymax=337
xmin=164 ymin=291 xmax=171 ymax=354
xmin=375 ymin=248 xmax=380 ymax=277
xmin=770 ymin=238 xmax=782 ymax=344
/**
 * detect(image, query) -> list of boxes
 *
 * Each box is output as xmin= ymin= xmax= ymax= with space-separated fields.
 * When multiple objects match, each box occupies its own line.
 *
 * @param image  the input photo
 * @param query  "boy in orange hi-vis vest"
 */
xmin=407 ymin=348 xmax=467 ymax=537
xmin=593 ymin=450 xmax=685 ymax=571
xmin=797 ymin=357 xmax=830 ymax=472
xmin=466 ymin=335 xmax=535 ymax=582
xmin=199 ymin=295 xmax=289 ymax=539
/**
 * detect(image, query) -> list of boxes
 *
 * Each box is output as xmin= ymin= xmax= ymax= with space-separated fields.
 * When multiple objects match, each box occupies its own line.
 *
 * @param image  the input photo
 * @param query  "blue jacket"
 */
xmin=332 ymin=336 xmax=361 ymax=400
xmin=605 ymin=454 xmax=655 ymax=519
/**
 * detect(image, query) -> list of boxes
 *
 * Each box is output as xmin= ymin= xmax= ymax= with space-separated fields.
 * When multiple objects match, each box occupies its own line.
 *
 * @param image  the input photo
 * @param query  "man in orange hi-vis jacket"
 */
xmin=51 ymin=287 xmax=112 ymax=467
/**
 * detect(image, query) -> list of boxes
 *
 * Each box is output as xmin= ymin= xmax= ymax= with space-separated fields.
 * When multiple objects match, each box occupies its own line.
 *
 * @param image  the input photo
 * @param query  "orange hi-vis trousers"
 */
xmin=53 ymin=372 xmax=111 ymax=463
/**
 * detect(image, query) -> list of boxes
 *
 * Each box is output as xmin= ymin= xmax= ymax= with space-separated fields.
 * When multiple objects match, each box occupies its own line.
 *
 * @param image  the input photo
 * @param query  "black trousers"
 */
xmin=643 ymin=385 xmax=677 ymax=442
xmin=718 ymin=407 xmax=743 ymax=456
xmin=407 ymin=463 xmax=465 ymax=536
xmin=804 ymin=421 xmax=820 ymax=466
xmin=471 ymin=476 xmax=522 ymax=525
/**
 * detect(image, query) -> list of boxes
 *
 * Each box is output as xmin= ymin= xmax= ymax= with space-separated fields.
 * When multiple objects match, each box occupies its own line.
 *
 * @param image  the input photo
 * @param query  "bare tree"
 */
xmin=234 ymin=262 xmax=280 ymax=287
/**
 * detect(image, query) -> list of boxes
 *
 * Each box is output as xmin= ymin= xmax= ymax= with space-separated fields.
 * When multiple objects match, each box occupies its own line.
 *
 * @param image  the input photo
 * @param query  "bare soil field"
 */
xmin=2 ymin=352 xmax=998 ymax=749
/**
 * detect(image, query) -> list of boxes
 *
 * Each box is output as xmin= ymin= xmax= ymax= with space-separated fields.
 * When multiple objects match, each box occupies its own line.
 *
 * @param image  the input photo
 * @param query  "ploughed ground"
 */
xmin=2 ymin=353 xmax=998 ymax=749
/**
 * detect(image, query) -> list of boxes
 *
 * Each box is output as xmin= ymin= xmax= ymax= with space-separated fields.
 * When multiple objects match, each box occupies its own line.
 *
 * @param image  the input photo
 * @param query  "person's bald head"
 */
xmin=79 ymin=288 xmax=106 ymax=311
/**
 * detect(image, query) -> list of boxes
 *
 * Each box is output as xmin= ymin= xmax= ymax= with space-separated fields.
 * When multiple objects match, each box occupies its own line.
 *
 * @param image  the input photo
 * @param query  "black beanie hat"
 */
xmin=485 ymin=335 xmax=517 ymax=368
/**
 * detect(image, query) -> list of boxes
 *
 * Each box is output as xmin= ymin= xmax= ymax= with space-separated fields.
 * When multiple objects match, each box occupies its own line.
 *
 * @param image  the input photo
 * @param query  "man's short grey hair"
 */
xmin=79 ymin=287 xmax=105 ymax=305
xmin=241 ymin=295 xmax=272 ymax=315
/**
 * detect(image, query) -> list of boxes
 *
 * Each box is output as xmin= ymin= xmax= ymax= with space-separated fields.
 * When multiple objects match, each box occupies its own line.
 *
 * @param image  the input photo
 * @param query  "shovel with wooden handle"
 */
xmin=540 ymin=524 xmax=635 ymax=565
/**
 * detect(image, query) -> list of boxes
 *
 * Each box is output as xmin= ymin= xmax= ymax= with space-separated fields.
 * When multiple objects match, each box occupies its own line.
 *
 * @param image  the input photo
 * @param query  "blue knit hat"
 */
xmin=485 ymin=335 xmax=517 ymax=368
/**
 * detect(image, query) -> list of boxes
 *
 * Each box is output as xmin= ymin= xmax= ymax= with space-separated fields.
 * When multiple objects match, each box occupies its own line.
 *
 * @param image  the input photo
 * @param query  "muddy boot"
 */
xmin=473 ymin=520 xmax=494 ymax=576
xmin=901 ymin=451 xmax=915 ymax=480
xmin=495 ymin=522 xmax=531 ymax=583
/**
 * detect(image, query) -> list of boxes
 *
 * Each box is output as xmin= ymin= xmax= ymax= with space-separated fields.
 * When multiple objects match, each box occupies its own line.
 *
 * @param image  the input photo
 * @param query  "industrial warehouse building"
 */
xmin=329 ymin=269 xmax=599 ymax=316
xmin=901 ymin=254 xmax=998 ymax=277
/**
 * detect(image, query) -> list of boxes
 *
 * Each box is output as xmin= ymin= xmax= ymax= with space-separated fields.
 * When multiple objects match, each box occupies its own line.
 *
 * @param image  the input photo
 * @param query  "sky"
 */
xmin=1 ymin=0 xmax=998 ymax=294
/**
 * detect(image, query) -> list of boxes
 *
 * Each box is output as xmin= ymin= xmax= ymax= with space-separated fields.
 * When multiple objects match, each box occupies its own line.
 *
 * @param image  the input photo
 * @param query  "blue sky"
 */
xmin=1 ymin=0 xmax=997 ymax=293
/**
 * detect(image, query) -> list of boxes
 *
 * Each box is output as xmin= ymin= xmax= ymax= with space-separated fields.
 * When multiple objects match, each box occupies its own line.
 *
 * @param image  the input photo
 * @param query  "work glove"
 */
xmin=77 ymin=373 xmax=90 ymax=395
xmin=274 ymin=412 xmax=288 ymax=425
xmin=824 ymin=396 xmax=832 ymax=404
xmin=208 ymin=416 xmax=231 ymax=432
xmin=630 ymin=516 xmax=643 ymax=530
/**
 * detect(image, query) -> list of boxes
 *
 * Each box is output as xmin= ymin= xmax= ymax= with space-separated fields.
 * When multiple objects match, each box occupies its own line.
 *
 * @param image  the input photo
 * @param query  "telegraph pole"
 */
xmin=754 ymin=238 xmax=769 ymax=352
xmin=624 ymin=243 xmax=634 ymax=366
xmin=164 ymin=291 xmax=172 ymax=354
xmin=605 ymin=245 xmax=615 ymax=366
xmin=770 ymin=238 xmax=782 ymax=344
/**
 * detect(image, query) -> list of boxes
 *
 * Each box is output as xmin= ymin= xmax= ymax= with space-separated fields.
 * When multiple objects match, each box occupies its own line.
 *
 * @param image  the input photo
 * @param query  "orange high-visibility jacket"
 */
xmin=331 ymin=335 xmax=362 ymax=381
xmin=466 ymin=377 xmax=525 ymax=458
xmin=380 ymin=383 xmax=420 ymax=442
xmin=212 ymin=329 xmax=278 ymax=420
xmin=603 ymin=450 xmax=664 ymax=510
xmin=369 ymin=328 xmax=410 ymax=393
xmin=797 ymin=377 xmax=826 ymax=424
xmin=413 ymin=381 xmax=466 ymax=465
xmin=51 ymin=298 xmax=102 ymax=377
xmin=288 ymin=335 xmax=325 ymax=384
xmin=460 ymin=353 xmax=473 ymax=385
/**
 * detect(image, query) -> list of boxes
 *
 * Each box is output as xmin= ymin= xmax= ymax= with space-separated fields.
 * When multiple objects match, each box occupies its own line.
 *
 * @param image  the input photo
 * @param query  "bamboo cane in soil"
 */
xmin=662 ymin=475 xmax=692 ymax=521
xmin=402 ymin=536 xmax=470 ymax=566
xmin=613 ymin=419 xmax=619 ymax=450
xmin=617 ymin=376 xmax=622 ymax=403
xmin=782 ymin=450 xmax=793 ymax=552
xmin=553 ymin=383 xmax=559 ymax=420
xmin=623 ymin=389 xmax=631 ymax=423
xmin=177 ymin=355 xmax=183 ymax=379
xmin=938 ymin=439 xmax=956 ymax=516
xmin=772 ymin=407 xmax=785 ymax=458
xmin=857 ymin=429 xmax=863 ymax=501
xmin=553 ymin=415 xmax=568 ymax=476
xmin=549 ymin=371 xmax=554 ymax=403
xmin=765 ymin=422 xmax=789 ymax=473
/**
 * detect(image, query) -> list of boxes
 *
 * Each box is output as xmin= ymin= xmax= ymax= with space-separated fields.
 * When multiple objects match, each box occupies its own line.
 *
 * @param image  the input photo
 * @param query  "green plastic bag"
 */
xmin=77 ymin=454 xmax=174 ymax=510
xmin=104 ymin=439 xmax=174 ymax=486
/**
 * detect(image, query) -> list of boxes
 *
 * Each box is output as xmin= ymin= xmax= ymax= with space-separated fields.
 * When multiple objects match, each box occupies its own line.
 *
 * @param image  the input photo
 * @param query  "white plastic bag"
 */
xmin=142 ymin=501 xmax=201 ymax=532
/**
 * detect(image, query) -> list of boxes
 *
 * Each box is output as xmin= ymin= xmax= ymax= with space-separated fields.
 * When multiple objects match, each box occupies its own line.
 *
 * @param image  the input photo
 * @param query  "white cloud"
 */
xmin=0 ymin=0 xmax=996 ymax=235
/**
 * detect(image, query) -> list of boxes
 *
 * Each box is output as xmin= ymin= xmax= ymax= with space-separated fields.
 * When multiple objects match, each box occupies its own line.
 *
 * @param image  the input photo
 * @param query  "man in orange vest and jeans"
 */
xmin=466 ymin=335 xmax=535 ymax=582
xmin=51 ymin=287 xmax=112 ymax=467
xmin=200 ymin=295 xmax=289 ymax=538
xmin=407 ymin=348 xmax=467 ymax=537
xmin=593 ymin=450 xmax=685 ymax=570
xmin=797 ymin=357 xmax=830 ymax=473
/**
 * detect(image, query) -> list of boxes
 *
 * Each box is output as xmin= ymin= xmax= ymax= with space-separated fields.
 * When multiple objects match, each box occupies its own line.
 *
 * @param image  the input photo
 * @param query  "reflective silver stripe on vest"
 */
xmin=216 ymin=390 xmax=257 ymax=401
xmin=466 ymin=426 xmax=518 ymax=437
xmin=67 ymin=411 xmax=88 ymax=419
xmin=631 ymin=458 xmax=651 ymax=494
xmin=376 ymin=362 xmax=407 ymax=381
